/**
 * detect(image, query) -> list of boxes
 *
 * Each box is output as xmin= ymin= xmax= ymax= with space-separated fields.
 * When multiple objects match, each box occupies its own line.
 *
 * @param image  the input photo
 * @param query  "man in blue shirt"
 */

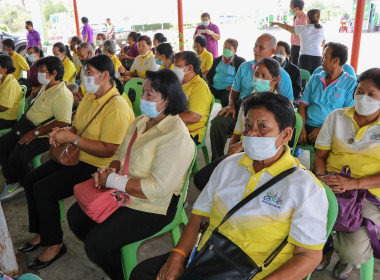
xmin=298 ymin=42 xmax=357 ymax=145
xmin=210 ymin=33 xmax=294 ymax=160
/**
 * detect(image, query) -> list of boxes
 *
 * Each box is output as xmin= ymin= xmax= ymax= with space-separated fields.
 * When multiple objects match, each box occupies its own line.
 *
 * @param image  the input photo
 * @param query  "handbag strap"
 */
xmin=122 ymin=128 xmax=138 ymax=175
xmin=78 ymin=94 xmax=118 ymax=137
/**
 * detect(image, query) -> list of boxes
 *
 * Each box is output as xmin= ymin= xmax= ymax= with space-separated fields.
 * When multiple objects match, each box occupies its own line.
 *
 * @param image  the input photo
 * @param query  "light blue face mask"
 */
xmin=28 ymin=54 xmax=37 ymax=63
xmin=202 ymin=20 xmax=210 ymax=27
xmin=140 ymin=98 xmax=166 ymax=118
xmin=155 ymin=58 xmax=163 ymax=65
xmin=242 ymin=132 xmax=282 ymax=161
xmin=253 ymin=77 xmax=273 ymax=92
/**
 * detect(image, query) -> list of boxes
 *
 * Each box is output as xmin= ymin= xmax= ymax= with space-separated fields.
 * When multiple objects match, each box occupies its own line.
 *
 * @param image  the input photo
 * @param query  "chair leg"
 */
xmin=171 ymin=226 xmax=181 ymax=247
xmin=202 ymin=146 xmax=210 ymax=165
xmin=192 ymin=156 xmax=199 ymax=174
xmin=31 ymin=154 xmax=42 ymax=169
xmin=309 ymin=149 xmax=315 ymax=171
xmin=360 ymin=256 xmax=374 ymax=280
xmin=121 ymin=242 xmax=140 ymax=280
xmin=59 ymin=199 xmax=65 ymax=223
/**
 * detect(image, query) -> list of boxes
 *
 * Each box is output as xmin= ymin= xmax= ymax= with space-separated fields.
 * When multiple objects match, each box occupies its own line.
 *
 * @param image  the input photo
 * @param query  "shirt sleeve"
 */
xmin=212 ymin=24 xmax=220 ymax=35
xmin=278 ymin=69 xmax=294 ymax=101
xmin=187 ymin=82 xmax=210 ymax=116
xmin=0 ymin=80 xmax=20 ymax=108
xmin=231 ymin=62 xmax=245 ymax=93
xmin=50 ymin=89 xmax=74 ymax=124
xmin=148 ymin=57 xmax=159 ymax=71
xmin=63 ymin=60 xmax=76 ymax=83
xmin=205 ymin=53 xmax=213 ymax=71
xmin=300 ymin=76 xmax=315 ymax=106
xmin=293 ymin=25 xmax=304 ymax=36
xmin=315 ymin=111 xmax=334 ymax=150
xmin=233 ymin=105 xmax=244 ymax=135
xmin=36 ymin=31 xmax=41 ymax=42
xmin=129 ymin=57 xmax=138 ymax=75
xmin=194 ymin=26 xmax=199 ymax=35
xmin=19 ymin=56 xmax=30 ymax=71
xmin=343 ymin=80 xmax=357 ymax=107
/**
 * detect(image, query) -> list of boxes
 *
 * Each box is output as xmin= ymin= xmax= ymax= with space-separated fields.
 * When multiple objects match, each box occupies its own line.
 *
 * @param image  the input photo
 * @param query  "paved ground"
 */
xmin=1 ymin=103 xmax=379 ymax=279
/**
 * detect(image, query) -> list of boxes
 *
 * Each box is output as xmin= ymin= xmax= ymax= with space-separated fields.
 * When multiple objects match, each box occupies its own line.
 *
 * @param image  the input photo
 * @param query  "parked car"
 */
xmin=0 ymin=30 xmax=27 ymax=55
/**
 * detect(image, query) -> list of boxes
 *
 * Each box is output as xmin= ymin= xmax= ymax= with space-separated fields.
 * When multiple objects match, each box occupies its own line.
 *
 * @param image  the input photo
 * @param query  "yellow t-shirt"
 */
xmin=198 ymin=49 xmax=213 ymax=73
xmin=12 ymin=52 xmax=30 ymax=80
xmin=130 ymin=52 xmax=159 ymax=78
xmin=62 ymin=57 xmax=76 ymax=83
xmin=159 ymin=63 xmax=175 ymax=70
xmin=0 ymin=74 xmax=23 ymax=120
xmin=182 ymin=75 xmax=212 ymax=142
xmin=111 ymin=54 xmax=123 ymax=77
xmin=73 ymin=86 xmax=134 ymax=168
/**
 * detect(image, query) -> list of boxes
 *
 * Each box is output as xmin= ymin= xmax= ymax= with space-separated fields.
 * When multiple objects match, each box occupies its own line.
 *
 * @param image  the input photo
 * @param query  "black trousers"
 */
xmin=67 ymin=195 xmax=179 ymax=280
xmin=298 ymin=54 xmax=322 ymax=74
xmin=0 ymin=118 xmax=17 ymax=130
xmin=23 ymin=160 xmax=97 ymax=246
xmin=194 ymin=155 xmax=227 ymax=191
xmin=210 ymin=87 xmax=229 ymax=107
xmin=290 ymin=45 xmax=301 ymax=66
xmin=0 ymin=132 xmax=50 ymax=184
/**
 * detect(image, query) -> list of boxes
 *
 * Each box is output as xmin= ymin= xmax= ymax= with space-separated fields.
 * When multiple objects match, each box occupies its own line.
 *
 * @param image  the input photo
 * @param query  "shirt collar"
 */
xmin=41 ymin=81 xmax=66 ymax=94
xmin=136 ymin=114 xmax=180 ymax=135
xmin=87 ymin=86 xmax=118 ymax=104
xmin=344 ymin=105 xmax=380 ymax=125
xmin=320 ymin=70 xmax=348 ymax=89
xmin=222 ymin=55 xmax=234 ymax=64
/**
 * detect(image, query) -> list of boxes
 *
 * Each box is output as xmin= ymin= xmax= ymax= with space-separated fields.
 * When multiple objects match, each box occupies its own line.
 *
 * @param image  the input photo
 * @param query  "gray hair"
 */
xmin=66 ymin=83 xmax=79 ymax=93
xmin=259 ymin=33 xmax=277 ymax=50
xmin=103 ymin=39 xmax=117 ymax=55
xmin=77 ymin=42 xmax=93 ymax=52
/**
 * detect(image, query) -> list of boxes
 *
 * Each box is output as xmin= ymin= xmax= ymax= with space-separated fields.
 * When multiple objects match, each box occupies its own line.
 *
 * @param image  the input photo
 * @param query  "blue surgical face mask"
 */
xmin=253 ymin=77 xmax=272 ymax=92
xmin=155 ymin=58 xmax=163 ymax=65
xmin=140 ymin=98 xmax=166 ymax=118
xmin=242 ymin=133 xmax=282 ymax=161
xmin=202 ymin=20 xmax=210 ymax=27
xmin=28 ymin=54 xmax=37 ymax=63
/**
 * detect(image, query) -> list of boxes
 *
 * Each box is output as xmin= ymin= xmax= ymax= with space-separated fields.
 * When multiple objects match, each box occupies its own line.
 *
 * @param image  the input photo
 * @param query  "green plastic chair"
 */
xmin=192 ymin=95 xmax=215 ymax=173
xmin=300 ymin=69 xmax=311 ymax=84
xmin=124 ymin=78 xmax=144 ymax=117
xmin=0 ymin=85 xmax=27 ymax=135
xmin=360 ymin=256 xmax=374 ymax=280
xmin=121 ymin=146 xmax=197 ymax=280
xmin=305 ymin=182 xmax=338 ymax=280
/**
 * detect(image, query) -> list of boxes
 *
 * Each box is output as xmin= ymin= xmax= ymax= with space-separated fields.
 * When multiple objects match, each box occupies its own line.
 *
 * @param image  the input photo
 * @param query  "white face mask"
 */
xmin=274 ymin=54 xmax=285 ymax=64
xmin=54 ymin=54 xmax=64 ymax=61
xmin=96 ymin=39 xmax=103 ymax=46
xmin=172 ymin=66 xmax=187 ymax=82
xmin=83 ymin=73 xmax=102 ymax=94
xmin=141 ymin=50 xmax=151 ymax=57
xmin=37 ymin=72 xmax=51 ymax=85
xmin=242 ymin=133 xmax=282 ymax=161
xmin=354 ymin=94 xmax=380 ymax=116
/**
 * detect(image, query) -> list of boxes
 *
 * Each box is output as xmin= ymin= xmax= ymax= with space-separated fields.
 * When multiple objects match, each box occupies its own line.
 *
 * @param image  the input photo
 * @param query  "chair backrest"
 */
xmin=124 ymin=78 xmax=144 ymax=117
xmin=300 ymin=69 xmax=311 ymax=84
xmin=121 ymin=93 xmax=133 ymax=110
xmin=17 ymin=85 xmax=27 ymax=120
xmin=291 ymin=112 xmax=303 ymax=155
xmin=321 ymin=182 xmax=339 ymax=237
xmin=198 ymin=95 xmax=215 ymax=146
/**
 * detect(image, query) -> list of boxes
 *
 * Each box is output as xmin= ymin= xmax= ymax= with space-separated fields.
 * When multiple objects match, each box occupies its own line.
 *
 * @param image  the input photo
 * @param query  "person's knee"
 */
xmin=67 ymin=203 xmax=83 ymax=237
xmin=334 ymin=230 xmax=372 ymax=264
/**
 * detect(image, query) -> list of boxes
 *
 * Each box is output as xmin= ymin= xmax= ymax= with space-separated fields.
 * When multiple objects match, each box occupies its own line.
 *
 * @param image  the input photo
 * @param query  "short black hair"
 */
xmin=0 ymin=55 xmax=16 ymax=73
xmin=174 ymin=51 xmax=202 ymax=78
xmin=138 ymin=35 xmax=152 ymax=46
xmin=277 ymin=41 xmax=291 ymax=55
xmin=36 ymin=56 xmax=64 ymax=81
xmin=153 ymin=33 xmax=167 ymax=43
xmin=243 ymin=92 xmax=295 ymax=131
xmin=25 ymin=21 xmax=33 ymax=27
xmin=81 ymin=17 xmax=89 ymax=24
xmin=225 ymin=38 xmax=238 ymax=51
xmin=326 ymin=42 xmax=348 ymax=66
xmin=128 ymin=32 xmax=141 ymax=42
xmin=2 ymin=39 xmax=15 ymax=50
xmin=194 ymin=35 xmax=207 ymax=48
xmin=71 ymin=36 xmax=82 ymax=44
xmin=27 ymin=46 xmax=44 ymax=58
xmin=156 ymin=43 xmax=174 ymax=60
xmin=201 ymin=12 xmax=210 ymax=19
xmin=106 ymin=18 xmax=110 ymax=21
xmin=291 ymin=0 xmax=304 ymax=10
xmin=53 ymin=42 xmax=74 ymax=61
xmin=146 ymin=69 xmax=188 ymax=115
xmin=357 ymin=68 xmax=380 ymax=90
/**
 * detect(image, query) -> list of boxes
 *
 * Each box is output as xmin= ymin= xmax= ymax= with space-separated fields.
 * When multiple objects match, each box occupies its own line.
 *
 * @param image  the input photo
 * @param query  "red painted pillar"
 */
xmin=177 ymin=0 xmax=184 ymax=51
xmin=73 ymin=0 xmax=81 ymax=37
xmin=351 ymin=0 xmax=366 ymax=74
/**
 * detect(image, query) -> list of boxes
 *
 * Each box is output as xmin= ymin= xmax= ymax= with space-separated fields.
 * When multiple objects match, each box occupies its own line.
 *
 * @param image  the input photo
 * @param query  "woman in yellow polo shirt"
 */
xmin=66 ymin=69 xmax=194 ymax=280
xmin=0 ymin=55 xmax=23 ymax=129
xmin=102 ymin=39 xmax=124 ymax=78
xmin=173 ymin=51 xmax=212 ymax=144
xmin=53 ymin=42 xmax=76 ymax=83
xmin=18 ymin=55 xmax=134 ymax=270
xmin=314 ymin=68 xmax=380 ymax=279
xmin=155 ymin=43 xmax=174 ymax=70
xmin=130 ymin=92 xmax=328 ymax=280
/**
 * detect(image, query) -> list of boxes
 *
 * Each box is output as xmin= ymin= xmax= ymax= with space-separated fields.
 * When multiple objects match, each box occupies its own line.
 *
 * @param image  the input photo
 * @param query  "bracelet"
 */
xmin=171 ymin=248 xmax=187 ymax=258
xmin=315 ymin=173 xmax=325 ymax=177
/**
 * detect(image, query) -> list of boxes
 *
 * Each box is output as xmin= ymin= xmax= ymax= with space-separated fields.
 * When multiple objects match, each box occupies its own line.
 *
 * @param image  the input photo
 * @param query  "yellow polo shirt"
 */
xmin=111 ymin=54 xmax=123 ymax=76
xmin=193 ymin=148 xmax=328 ymax=279
xmin=73 ymin=86 xmax=134 ymax=168
xmin=72 ymin=52 xmax=82 ymax=74
xmin=182 ymin=75 xmax=212 ymax=142
xmin=159 ymin=63 xmax=175 ymax=70
xmin=62 ymin=57 xmax=76 ymax=83
xmin=12 ymin=52 xmax=30 ymax=80
xmin=316 ymin=106 xmax=380 ymax=197
xmin=0 ymin=74 xmax=23 ymax=120
xmin=113 ymin=115 xmax=195 ymax=215
xmin=199 ymin=49 xmax=213 ymax=73
xmin=130 ymin=52 xmax=159 ymax=78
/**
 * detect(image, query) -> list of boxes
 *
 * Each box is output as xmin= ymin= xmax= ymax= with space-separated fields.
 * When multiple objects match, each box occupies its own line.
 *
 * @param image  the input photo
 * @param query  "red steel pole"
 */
xmin=350 ymin=0 xmax=366 ymax=74
xmin=177 ymin=0 xmax=184 ymax=51
xmin=73 ymin=0 xmax=81 ymax=36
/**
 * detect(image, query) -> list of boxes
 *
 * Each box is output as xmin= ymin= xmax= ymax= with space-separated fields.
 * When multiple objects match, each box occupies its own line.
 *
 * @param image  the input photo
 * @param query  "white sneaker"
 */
xmin=0 ymin=182 xmax=24 ymax=201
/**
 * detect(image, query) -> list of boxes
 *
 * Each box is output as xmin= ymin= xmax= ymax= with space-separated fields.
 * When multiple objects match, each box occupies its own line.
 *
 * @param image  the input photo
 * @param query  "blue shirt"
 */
xmin=213 ymin=57 xmax=236 ymax=90
xmin=232 ymin=60 xmax=294 ymax=101
xmin=313 ymin=64 xmax=356 ymax=78
xmin=300 ymin=71 xmax=357 ymax=127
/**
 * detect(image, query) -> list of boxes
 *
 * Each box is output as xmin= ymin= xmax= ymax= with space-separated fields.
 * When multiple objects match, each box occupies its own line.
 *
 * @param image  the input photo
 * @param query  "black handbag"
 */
xmin=179 ymin=167 xmax=301 ymax=280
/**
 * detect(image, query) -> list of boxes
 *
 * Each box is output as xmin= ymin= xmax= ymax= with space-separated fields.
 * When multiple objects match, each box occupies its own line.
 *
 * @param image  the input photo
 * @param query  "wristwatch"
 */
xmin=73 ymin=136 xmax=80 ymax=146
xmin=34 ymin=129 xmax=40 ymax=136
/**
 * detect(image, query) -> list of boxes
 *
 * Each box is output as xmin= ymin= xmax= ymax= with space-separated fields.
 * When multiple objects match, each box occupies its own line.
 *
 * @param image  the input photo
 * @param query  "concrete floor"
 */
xmin=1 ymin=103 xmax=379 ymax=279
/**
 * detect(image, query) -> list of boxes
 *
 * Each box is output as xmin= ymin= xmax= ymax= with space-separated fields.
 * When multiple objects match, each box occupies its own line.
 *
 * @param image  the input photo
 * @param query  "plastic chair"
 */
xmin=0 ymin=85 xmax=27 ymax=135
xmin=124 ymin=78 xmax=144 ymax=117
xmin=121 ymin=93 xmax=133 ymax=110
xmin=360 ymin=256 xmax=374 ymax=280
xmin=300 ymin=69 xmax=311 ymax=84
xmin=18 ymin=273 xmax=43 ymax=280
xmin=192 ymin=95 xmax=215 ymax=173
xmin=305 ymin=182 xmax=338 ymax=280
xmin=121 ymin=146 xmax=197 ymax=280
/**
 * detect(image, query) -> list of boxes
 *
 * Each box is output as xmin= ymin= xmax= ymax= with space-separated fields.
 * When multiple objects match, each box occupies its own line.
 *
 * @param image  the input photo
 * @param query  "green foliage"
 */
xmin=131 ymin=23 xmax=173 ymax=32
xmin=304 ymin=1 xmax=348 ymax=21
xmin=0 ymin=3 xmax=31 ymax=32
xmin=0 ymin=25 xmax=8 ymax=32
xmin=45 ymin=0 xmax=67 ymax=22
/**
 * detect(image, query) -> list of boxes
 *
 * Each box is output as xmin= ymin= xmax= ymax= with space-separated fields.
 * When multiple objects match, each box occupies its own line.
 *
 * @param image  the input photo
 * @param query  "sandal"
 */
xmin=316 ymin=248 xmax=334 ymax=271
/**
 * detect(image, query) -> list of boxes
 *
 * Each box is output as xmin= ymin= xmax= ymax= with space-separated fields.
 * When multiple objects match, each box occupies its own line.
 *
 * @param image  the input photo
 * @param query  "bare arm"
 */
xmin=0 ymin=105 xmax=8 ymax=112
xmin=39 ymin=41 xmax=43 ymax=49
xmin=179 ymin=111 xmax=202 ymax=125
xmin=84 ymin=35 xmax=88 ymax=42
xmin=271 ymin=22 xmax=296 ymax=34
xmin=313 ymin=149 xmax=329 ymax=177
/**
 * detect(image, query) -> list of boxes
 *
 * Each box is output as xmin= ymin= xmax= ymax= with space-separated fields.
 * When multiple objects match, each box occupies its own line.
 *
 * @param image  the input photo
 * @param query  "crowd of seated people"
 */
xmin=0 ymin=4 xmax=379 ymax=280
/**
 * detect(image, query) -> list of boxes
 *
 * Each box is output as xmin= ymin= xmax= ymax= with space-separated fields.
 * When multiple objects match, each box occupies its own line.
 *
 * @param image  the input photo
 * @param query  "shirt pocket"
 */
xmin=328 ymin=87 xmax=346 ymax=109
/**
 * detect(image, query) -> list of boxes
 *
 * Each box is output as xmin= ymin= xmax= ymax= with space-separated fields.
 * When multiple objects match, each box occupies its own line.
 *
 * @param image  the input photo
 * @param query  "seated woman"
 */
xmin=155 ymin=43 xmax=174 ymax=70
xmin=67 ymin=69 xmax=195 ymax=280
xmin=206 ymin=38 xmax=246 ymax=107
xmin=102 ymin=39 xmax=124 ymax=78
xmin=18 ymin=55 xmax=134 ymax=269
xmin=53 ymin=42 xmax=76 ymax=83
xmin=121 ymin=35 xmax=159 ymax=82
xmin=94 ymin=33 xmax=106 ymax=56
xmin=152 ymin=32 xmax=167 ymax=54
xmin=173 ymin=51 xmax=212 ymax=144
xmin=314 ymin=68 xmax=380 ymax=279
xmin=131 ymin=92 xmax=328 ymax=280
xmin=118 ymin=31 xmax=140 ymax=70
xmin=26 ymin=46 xmax=44 ymax=94
xmin=0 ymin=55 xmax=23 ymax=129
xmin=0 ymin=56 xmax=73 ymax=201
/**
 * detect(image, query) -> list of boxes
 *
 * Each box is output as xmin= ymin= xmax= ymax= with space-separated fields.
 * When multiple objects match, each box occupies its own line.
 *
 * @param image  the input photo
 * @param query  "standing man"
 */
xmin=194 ymin=12 xmax=220 ymax=58
xmin=106 ymin=18 xmax=115 ymax=40
xmin=81 ymin=17 xmax=94 ymax=49
xmin=25 ymin=21 xmax=42 ymax=49
xmin=289 ymin=0 xmax=307 ymax=65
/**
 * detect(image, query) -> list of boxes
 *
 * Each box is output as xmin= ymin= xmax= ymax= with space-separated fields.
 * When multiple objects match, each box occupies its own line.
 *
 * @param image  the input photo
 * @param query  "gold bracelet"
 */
xmin=171 ymin=248 xmax=187 ymax=258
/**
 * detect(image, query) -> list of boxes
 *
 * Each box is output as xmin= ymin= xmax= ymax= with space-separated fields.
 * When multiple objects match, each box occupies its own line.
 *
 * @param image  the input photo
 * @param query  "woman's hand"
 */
xmin=307 ymin=128 xmax=321 ymax=145
xmin=19 ymin=130 xmax=37 ymax=145
xmin=227 ymin=141 xmax=243 ymax=156
xmin=93 ymin=168 xmax=116 ymax=189
xmin=298 ymin=126 xmax=308 ymax=145
xmin=322 ymin=175 xmax=358 ymax=194
xmin=156 ymin=253 xmax=185 ymax=280
xmin=218 ymin=105 xmax=236 ymax=118
xmin=50 ymin=129 xmax=77 ymax=146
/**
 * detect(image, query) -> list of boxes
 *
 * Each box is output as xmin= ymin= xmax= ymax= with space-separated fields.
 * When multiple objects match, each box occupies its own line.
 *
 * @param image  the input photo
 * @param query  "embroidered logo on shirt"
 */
xmin=335 ymin=94 xmax=341 ymax=98
xmin=370 ymin=131 xmax=380 ymax=140
xmin=262 ymin=190 xmax=283 ymax=209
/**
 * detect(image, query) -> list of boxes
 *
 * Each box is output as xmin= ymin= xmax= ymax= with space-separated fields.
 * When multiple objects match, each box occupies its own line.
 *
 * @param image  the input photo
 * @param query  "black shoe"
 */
xmin=18 ymin=242 xmax=41 ymax=252
xmin=28 ymin=244 xmax=67 ymax=270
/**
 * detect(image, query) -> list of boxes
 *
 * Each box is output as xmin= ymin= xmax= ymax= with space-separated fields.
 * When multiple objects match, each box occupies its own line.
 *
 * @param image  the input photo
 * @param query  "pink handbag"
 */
xmin=74 ymin=128 xmax=138 ymax=223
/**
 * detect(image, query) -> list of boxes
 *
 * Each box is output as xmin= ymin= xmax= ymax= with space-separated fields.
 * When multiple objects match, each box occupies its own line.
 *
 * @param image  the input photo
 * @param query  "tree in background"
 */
xmin=0 ymin=3 xmax=31 ymax=32
xmin=44 ymin=0 xmax=67 ymax=22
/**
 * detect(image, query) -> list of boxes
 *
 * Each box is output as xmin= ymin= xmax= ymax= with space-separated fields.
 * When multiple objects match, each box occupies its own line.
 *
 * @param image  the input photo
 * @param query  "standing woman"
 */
xmin=19 ymin=55 xmax=134 ymax=269
xmin=53 ymin=42 xmax=76 ymax=83
xmin=271 ymin=8 xmax=325 ymax=74
xmin=118 ymin=32 xmax=140 ymax=70
xmin=155 ymin=43 xmax=174 ymax=70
